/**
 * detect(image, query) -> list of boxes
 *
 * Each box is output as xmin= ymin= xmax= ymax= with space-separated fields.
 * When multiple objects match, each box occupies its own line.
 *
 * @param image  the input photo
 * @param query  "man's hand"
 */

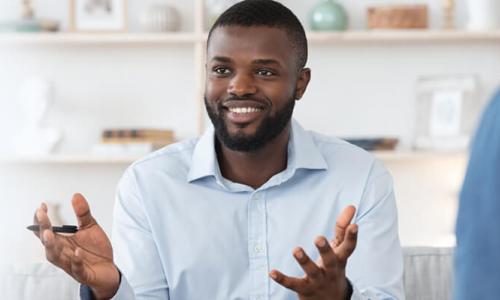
xmin=33 ymin=193 xmax=120 ymax=300
xmin=269 ymin=205 xmax=358 ymax=300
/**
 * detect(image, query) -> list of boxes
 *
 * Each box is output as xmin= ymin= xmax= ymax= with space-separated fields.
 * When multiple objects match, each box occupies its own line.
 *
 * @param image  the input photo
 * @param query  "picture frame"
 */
xmin=414 ymin=75 xmax=481 ymax=150
xmin=69 ymin=0 xmax=127 ymax=32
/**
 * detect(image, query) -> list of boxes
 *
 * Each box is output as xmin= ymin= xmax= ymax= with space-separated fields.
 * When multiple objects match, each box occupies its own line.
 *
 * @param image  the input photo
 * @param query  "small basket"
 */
xmin=367 ymin=5 xmax=428 ymax=29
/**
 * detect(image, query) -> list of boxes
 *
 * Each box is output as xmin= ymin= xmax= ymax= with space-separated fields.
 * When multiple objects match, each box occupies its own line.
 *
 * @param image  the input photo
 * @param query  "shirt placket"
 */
xmin=248 ymin=191 xmax=269 ymax=300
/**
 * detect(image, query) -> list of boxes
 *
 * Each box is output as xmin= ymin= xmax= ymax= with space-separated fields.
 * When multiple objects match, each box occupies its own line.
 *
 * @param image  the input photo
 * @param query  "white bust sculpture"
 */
xmin=14 ymin=78 xmax=62 ymax=156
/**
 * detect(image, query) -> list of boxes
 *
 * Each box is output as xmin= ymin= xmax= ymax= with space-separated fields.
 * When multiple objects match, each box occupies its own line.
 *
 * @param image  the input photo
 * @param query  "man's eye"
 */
xmin=214 ymin=67 xmax=231 ymax=75
xmin=256 ymin=69 xmax=275 ymax=76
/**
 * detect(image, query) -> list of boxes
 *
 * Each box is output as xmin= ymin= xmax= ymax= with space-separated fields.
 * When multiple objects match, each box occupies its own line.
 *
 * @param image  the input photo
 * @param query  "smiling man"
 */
xmin=33 ymin=1 xmax=404 ymax=299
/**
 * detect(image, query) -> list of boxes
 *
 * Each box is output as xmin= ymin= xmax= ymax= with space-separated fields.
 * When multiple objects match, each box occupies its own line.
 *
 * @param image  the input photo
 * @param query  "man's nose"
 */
xmin=227 ymin=73 xmax=257 ymax=97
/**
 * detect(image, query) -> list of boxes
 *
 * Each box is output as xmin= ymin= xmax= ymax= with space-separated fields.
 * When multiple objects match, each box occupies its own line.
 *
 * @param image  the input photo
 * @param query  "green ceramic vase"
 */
xmin=310 ymin=0 xmax=348 ymax=31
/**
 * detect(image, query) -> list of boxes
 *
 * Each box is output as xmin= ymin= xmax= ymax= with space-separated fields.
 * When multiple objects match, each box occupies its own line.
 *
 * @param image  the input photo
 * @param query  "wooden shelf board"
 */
xmin=307 ymin=30 xmax=500 ymax=44
xmin=2 ymin=30 xmax=500 ymax=45
xmin=0 ymin=154 xmax=141 ymax=164
xmin=0 ymin=151 xmax=467 ymax=164
xmin=0 ymin=32 xmax=201 ymax=45
xmin=373 ymin=150 xmax=467 ymax=161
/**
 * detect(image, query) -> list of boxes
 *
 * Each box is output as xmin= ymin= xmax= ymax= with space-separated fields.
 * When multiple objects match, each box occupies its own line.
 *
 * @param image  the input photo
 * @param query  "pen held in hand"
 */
xmin=27 ymin=225 xmax=79 ymax=233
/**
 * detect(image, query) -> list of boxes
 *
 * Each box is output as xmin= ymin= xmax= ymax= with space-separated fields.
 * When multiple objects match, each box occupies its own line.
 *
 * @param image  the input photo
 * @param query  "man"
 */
xmin=33 ymin=1 xmax=404 ymax=299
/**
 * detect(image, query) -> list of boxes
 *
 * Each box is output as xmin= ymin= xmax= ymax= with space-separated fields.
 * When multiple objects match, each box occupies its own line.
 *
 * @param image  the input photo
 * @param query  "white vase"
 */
xmin=140 ymin=5 xmax=181 ymax=32
xmin=466 ymin=0 xmax=500 ymax=30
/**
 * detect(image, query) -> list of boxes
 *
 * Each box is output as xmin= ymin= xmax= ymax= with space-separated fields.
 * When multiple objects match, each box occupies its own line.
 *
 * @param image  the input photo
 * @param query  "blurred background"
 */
xmin=0 ymin=0 xmax=499 ymax=291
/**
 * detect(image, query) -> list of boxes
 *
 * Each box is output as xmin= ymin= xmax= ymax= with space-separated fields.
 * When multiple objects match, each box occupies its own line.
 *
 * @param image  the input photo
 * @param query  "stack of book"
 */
xmin=343 ymin=137 xmax=399 ymax=151
xmin=92 ymin=129 xmax=175 ymax=156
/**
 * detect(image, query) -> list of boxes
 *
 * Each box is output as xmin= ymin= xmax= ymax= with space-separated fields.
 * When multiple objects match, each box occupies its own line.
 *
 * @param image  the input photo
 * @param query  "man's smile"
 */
xmin=222 ymin=100 xmax=267 ymax=125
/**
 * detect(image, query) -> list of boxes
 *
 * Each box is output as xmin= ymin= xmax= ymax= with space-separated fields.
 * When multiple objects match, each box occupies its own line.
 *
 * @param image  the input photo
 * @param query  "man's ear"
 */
xmin=295 ymin=68 xmax=311 ymax=100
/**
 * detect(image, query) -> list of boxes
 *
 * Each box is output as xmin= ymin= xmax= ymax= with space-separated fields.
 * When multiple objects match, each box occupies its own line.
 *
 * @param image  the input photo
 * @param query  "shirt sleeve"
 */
xmin=110 ymin=275 xmax=136 ymax=300
xmin=79 ymin=270 xmax=135 ymax=300
xmin=110 ymin=167 xmax=170 ymax=299
xmin=347 ymin=160 xmax=405 ymax=300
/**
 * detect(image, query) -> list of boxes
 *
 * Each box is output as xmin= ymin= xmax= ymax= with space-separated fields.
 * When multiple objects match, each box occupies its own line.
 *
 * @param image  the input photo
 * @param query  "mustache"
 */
xmin=220 ymin=95 xmax=271 ymax=106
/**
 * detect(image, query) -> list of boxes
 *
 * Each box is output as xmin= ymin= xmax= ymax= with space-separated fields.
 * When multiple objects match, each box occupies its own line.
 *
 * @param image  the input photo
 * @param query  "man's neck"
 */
xmin=216 ymin=126 xmax=291 ymax=190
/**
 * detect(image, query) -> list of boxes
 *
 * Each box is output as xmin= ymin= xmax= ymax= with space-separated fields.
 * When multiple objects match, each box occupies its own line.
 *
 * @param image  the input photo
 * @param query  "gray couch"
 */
xmin=403 ymin=247 xmax=453 ymax=300
xmin=1 ymin=247 xmax=454 ymax=300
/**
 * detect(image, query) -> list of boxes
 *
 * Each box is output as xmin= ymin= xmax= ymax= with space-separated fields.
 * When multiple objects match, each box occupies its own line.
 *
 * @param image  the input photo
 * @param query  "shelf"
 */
xmin=2 ymin=30 xmax=500 ymax=46
xmin=307 ymin=30 xmax=500 ymax=44
xmin=0 ymin=32 xmax=202 ymax=46
xmin=373 ymin=150 xmax=467 ymax=162
xmin=0 ymin=154 xmax=141 ymax=164
xmin=0 ymin=151 xmax=467 ymax=164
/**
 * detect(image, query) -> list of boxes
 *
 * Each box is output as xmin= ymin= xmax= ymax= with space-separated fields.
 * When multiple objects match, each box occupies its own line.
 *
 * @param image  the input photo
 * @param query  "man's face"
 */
xmin=205 ymin=26 xmax=306 ymax=152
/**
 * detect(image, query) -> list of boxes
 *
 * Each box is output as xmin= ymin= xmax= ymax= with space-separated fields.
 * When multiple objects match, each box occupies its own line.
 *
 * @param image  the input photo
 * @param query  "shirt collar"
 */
xmin=187 ymin=119 xmax=328 ymax=183
xmin=288 ymin=119 xmax=328 ymax=171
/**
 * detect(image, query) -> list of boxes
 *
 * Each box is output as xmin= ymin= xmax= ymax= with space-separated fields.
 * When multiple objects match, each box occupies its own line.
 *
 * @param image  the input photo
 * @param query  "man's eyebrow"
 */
xmin=210 ymin=56 xmax=232 ymax=63
xmin=252 ymin=59 xmax=281 ymax=66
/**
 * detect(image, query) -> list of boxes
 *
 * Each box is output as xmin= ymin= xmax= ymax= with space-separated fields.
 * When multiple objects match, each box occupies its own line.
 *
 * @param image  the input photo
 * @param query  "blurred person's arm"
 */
xmin=455 ymin=90 xmax=500 ymax=299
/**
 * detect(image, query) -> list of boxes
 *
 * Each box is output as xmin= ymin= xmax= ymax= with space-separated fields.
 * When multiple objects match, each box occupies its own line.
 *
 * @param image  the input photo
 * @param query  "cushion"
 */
xmin=0 ymin=262 xmax=79 ymax=300
xmin=403 ymin=247 xmax=453 ymax=300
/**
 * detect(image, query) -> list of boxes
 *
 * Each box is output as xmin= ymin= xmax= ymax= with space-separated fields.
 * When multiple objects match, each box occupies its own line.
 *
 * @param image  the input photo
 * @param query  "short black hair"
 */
xmin=207 ymin=0 xmax=308 ymax=70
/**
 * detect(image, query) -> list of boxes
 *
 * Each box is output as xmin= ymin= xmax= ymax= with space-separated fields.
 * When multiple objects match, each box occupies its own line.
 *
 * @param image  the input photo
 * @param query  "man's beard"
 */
xmin=205 ymin=96 xmax=295 ymax=152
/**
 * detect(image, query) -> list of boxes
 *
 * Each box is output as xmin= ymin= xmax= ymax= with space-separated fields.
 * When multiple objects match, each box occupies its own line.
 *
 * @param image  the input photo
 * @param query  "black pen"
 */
xmin=27 ymin=225 xmax=79 ymax=233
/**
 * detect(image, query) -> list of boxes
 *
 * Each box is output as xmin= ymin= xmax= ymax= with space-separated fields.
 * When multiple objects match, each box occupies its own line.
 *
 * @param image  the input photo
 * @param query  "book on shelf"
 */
xmin=101 ymin=128 xmax=174 ymax=144
xmin=93 ymin=128 xmax=175 ymax=156
xmin=101 ymin=137 xmax=174 ymax=144
xmin=102 ymin=129 xmax=174 ymax=140
xmin=343 ymin=138 xmax=399 ymax=151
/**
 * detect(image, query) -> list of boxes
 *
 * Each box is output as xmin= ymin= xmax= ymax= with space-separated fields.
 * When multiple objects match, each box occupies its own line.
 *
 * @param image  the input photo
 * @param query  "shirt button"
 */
xmin=253 ymin=193 xmax=261 ymax=200
xmin=254 ymin=244 xmax=263 ymax=253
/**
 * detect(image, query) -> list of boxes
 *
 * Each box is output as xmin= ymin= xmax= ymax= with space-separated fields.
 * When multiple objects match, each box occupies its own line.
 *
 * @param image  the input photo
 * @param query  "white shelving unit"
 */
xmin=0 ymin=0 xmax=490 ymax=164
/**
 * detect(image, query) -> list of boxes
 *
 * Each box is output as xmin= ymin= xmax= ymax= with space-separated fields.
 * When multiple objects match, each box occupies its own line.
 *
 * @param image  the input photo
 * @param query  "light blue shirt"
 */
xmin=110 ymin=120 xmax=404 ymax=300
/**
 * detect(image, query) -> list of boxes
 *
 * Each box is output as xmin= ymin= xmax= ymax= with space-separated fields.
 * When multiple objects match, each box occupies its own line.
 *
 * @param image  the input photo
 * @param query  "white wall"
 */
xmin=0 ymin=0 xmax=498 ymax=265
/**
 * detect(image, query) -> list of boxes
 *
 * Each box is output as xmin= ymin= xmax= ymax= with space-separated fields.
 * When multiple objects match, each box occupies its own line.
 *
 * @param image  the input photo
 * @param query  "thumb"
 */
xmin=333 ymin=205 xmax=356 ymax=247
xmin=71 ymin=193 xmax=96 ymax=229
xmin=335 ymin=224 xmax=358 ymax=267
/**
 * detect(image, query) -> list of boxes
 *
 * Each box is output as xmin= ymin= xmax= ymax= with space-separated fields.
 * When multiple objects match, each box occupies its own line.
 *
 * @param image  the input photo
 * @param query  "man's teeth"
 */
xmin=228 ymin=107 xmax=261 ymax=114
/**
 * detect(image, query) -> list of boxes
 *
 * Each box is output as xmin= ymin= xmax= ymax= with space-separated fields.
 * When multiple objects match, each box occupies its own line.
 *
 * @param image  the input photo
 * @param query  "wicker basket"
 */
xmin=367 ymin=5 xmax=428 ymax=29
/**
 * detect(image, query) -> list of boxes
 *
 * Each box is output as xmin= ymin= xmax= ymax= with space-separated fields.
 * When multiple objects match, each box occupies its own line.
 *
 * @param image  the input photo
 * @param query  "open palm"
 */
xmin=34 ymin=193 xmax=119 ymax=298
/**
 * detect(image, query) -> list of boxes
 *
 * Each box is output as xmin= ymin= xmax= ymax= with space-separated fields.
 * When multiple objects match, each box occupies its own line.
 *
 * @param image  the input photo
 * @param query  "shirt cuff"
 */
xmin=349 ymin=282 xmax=364 ymax=300
xmin=80 ymin=268 xmax=135 ymax=300
xmin=110 ymin=274 xmax=135 ymax=300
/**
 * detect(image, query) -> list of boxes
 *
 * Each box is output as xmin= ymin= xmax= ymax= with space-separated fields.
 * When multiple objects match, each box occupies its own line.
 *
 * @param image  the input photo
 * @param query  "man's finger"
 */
xmin=292 ymin=247 xmax=322 ymax=281
xmin=334 ymin=224 xmax=358 ymax=267
xmin=333 ymin=205 xmax=356 ymax=247
xmin=36 ymin=208 xmax=52 ymax=242
xmin=43 ymin=229 xmax=60 ymax=264
xmin=269 ymin=270 xmax=308 ymax=294
xmin=314 ymin=236 xmax=337 ymax=270
xmin=33 ymin=203 xmax=46 ymax=238
xmin=72 ymin=193 xmax=96 ymax=229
